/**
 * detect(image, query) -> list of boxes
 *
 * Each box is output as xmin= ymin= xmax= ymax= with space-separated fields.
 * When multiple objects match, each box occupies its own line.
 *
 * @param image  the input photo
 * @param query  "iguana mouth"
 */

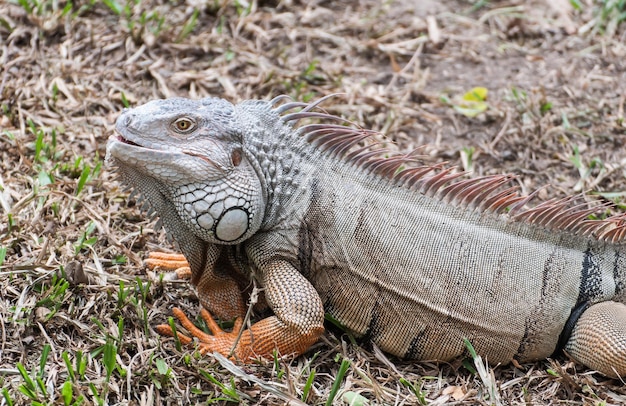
xmin=115 ymin=133 xmax=140 ymax=147
xmin=112 ymin=131 xmax=223 ymax=173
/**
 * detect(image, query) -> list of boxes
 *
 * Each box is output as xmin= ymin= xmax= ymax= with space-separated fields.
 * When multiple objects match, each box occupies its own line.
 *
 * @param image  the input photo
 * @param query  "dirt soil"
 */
xmin=2 ymin=0 xmax=626 ymax=404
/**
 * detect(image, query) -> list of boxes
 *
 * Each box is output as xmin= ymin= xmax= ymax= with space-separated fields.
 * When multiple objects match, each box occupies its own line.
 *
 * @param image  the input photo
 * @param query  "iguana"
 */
xmin=106 ymin=95 xmax=626 ymax=378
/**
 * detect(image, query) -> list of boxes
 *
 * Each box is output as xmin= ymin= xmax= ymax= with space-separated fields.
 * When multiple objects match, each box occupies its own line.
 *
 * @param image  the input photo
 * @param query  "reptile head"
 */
xmin=106 ymin=97 xmax=266 ymax=245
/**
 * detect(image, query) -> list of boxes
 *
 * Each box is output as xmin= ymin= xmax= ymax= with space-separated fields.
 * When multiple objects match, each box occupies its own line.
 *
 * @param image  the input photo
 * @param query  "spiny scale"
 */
xmin=278 ymin=96 xmax=626 ymax=244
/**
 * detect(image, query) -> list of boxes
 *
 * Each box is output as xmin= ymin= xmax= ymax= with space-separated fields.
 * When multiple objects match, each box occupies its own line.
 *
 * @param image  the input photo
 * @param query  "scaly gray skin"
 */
xmin=106 ymin=95 xmax=626 ymax=377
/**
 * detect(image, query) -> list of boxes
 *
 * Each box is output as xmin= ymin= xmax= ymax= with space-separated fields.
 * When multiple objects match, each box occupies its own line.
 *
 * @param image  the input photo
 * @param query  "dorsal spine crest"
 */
xmin=276 ymin=95 xmax=625 ymax=244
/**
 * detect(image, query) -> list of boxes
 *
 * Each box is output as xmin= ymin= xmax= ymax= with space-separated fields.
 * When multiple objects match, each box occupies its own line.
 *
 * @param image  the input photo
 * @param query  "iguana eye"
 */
xmin=172 ymin=117 xmax=196 ymax=133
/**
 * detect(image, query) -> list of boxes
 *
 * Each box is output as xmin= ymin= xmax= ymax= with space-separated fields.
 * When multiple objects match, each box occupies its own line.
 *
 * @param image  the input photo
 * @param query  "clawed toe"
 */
xmin=155 ymin=324 xmax=193 ymax=345
xmin=145 ymin=251 xmax=191 ymax=280
xmin=157 ymin=307 xmax=242 ymax=357
xmin=145 ymin=252 xmax=189 ymax=271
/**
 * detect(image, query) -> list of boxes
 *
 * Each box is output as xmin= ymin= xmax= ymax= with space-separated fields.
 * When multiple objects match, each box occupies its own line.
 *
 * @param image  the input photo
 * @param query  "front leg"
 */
xmin=250 ymin=260 xmax=326 ymax=358
xmin=146 ymin=248 xmax=247 ymax=319
xmin=153 ymin=243 xmax=249 ymax=352
xmin=160 ymin=259 xmax=325 ymax=361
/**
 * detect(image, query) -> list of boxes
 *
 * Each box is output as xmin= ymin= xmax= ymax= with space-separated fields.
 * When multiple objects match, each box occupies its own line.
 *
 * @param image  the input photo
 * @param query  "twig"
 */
xmin=229 ymin=279 xmax=259 ymax=358
xmin=489 ymin=110 xmax=512 ymax=150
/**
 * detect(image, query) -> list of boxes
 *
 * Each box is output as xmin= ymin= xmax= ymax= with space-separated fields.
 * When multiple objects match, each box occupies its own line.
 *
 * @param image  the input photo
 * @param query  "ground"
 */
xmin=2 ymin=0 xmax=626 ymax=404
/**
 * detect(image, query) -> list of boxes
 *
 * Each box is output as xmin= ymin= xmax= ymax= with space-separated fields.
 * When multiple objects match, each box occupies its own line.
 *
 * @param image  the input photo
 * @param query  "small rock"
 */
xmin=501 ymin=150 xmax=517 ymax=161
xmin=65 ymin=260 xmax=89 ymax=285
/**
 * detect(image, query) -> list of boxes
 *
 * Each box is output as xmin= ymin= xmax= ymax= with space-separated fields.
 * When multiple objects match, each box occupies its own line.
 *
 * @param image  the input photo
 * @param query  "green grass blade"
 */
xmin=1 ymin=387 xmax=14 ymax=406
xmin=325 ymin=358 xmax=350 ymax=406
xmin=39 ymin=344 xmax=51 ymax=377
xmin=75 ymin=165 xmax=90 ymax=195
xmin=61 ymin=381 xmax=73 ymax=406
xmin=301 ymin=368 xmax=315 ymax=402
xmin=0 ymin=246 xmax=6 ymax=266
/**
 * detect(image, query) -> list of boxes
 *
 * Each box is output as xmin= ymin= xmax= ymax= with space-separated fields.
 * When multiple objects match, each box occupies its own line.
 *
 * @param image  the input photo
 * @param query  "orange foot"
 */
xmin=156 ymin=307 xmax=321 ymax=362
xmin=156 ymin=307 xmax=250 ymax=359
xmin=144 ymin=252 xmax=191 ymax=279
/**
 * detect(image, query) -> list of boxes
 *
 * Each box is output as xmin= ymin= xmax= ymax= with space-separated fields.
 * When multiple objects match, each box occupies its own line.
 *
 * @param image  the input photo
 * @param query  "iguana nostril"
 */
xmin=116 ymin=113 xmax=132 ymax=128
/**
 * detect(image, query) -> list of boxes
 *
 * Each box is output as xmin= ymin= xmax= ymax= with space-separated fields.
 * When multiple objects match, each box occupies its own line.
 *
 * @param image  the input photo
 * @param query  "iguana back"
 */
xmin=106 ymin=95 xmax=626 ymax=377
xmin=299 ymin=165 xmax=622 ymax=363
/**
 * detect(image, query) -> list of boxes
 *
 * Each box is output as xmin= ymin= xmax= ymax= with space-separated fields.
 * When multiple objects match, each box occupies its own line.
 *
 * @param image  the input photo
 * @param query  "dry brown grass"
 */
xmin=2 ymin=0 xmax=626 ymax=404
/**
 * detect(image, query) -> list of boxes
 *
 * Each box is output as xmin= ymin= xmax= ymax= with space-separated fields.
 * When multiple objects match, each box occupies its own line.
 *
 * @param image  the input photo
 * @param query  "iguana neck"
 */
xmin=242 ymin=125 xmax=316 ymax=228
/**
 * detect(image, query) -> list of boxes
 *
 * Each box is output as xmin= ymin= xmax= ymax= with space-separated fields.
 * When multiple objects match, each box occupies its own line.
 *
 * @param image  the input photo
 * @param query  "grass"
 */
xmin=585 ymin=0 xmax=626 ymax=35
xmin=2 ymin=0 xmax=626 ymax=404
